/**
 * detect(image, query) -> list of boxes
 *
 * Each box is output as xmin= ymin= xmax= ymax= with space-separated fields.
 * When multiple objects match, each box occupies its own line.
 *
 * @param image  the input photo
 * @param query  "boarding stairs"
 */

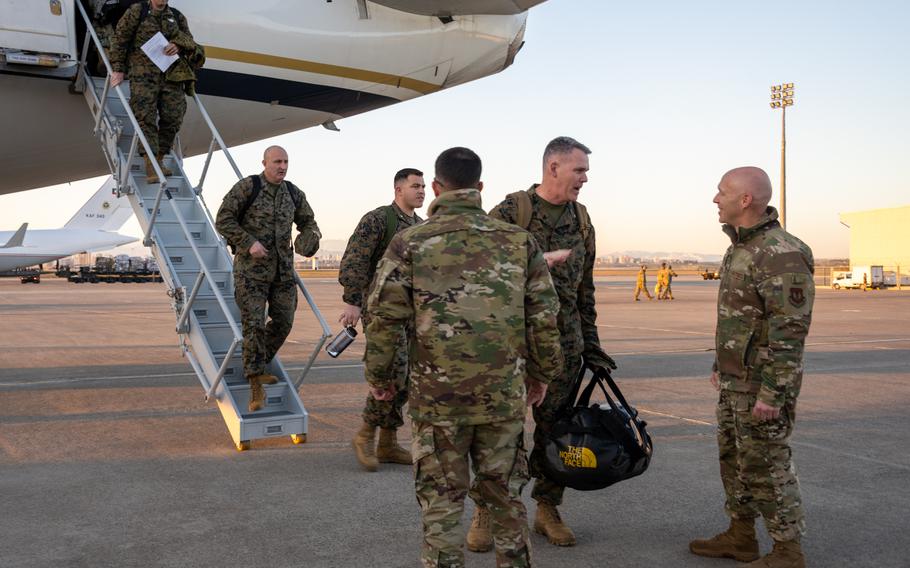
xmin=70 ymin=2 xmax=332 ymax=451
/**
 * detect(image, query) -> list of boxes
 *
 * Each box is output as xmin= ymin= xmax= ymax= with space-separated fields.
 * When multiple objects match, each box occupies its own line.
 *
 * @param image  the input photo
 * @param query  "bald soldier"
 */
xmin=215 ymin=146 xmax=321 ymax=412
xmin=690 ymin=167 xmax=814 ymax=568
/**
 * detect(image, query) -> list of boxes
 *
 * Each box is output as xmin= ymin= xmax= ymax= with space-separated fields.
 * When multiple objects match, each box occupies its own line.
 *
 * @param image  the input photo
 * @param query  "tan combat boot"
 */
xmin=743 ymin=540 xmax=805 ymax=568
xmin=156 ymin=153 xmax=173 ymax=177
xmin=144 ymin=155 xmax=159 ymax=184
xmin=534 ymin=503 xmax=576 ymax=546
xmin=252 ymin=373 xmax=279 ymax=385
xmin=376 ymin=428 xmax=411 ymax=464
xmin=351 ymin=422 xmax=378 ymax=472
xmin=248 ymin=376 xmax=265 ymax=412
xmin=689 ymin=517 xmax=760 ymax=562
xmin=466 ymin=506 xmax=493 ymax=553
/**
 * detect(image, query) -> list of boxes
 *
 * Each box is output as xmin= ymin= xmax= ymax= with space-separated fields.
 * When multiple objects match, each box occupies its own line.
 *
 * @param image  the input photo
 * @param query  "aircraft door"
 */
xmin=0 ymin=0 xmax=77 ymax=67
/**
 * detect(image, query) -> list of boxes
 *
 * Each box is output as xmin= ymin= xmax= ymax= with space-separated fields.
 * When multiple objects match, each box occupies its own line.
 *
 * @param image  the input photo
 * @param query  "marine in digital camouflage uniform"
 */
xmin=365 ymin=147 xmax=563 ymax=568
xmin=482 ymin=137 xmax=616 ymax=548
xmin=340 ymin=168 xmax=426 ymax=471
xmin=110 ymin=0 xmax=204 ymax=183
xmin=215 ymin=146 xmax=321 ymax=412
xmin=690 ymin=167 xmax=813 ymax=568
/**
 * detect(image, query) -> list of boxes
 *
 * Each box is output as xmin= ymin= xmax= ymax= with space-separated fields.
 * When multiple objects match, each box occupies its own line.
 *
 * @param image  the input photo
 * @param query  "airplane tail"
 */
xmin=63 ymin=177 xmax=133 ymax=231
xmin=1 ymin=223 xmax=28 ymax=248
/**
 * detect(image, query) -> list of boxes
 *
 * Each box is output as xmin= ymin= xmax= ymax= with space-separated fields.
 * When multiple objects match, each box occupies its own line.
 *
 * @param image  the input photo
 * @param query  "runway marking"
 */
xmin=598 ymin=324 xmax=714 ymax=336
xmin=806 ymin=337 xmax=910 ymax=347
xmin=635 ymin=410 xmax=910 ymax=472
xmin=637 ymin=407 xmax=713 ymax=426
xmin=613 ymin=347 xmax=714 ymax=356
xmin=0 ymin=363 xmax=366 ymax=387
xmin=790 ymin=441 xmax=910 ymax=472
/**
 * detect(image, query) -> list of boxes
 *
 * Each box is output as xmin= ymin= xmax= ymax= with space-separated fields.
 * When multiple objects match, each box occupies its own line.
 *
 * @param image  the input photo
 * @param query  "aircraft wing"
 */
xmin=369 ymin=0 xmax=548 ymax=16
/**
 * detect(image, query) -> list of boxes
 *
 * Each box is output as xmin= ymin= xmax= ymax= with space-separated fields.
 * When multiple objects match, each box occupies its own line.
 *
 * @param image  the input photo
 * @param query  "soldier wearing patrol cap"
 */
xmin=690 ymin=166 xmax=814 ymax=568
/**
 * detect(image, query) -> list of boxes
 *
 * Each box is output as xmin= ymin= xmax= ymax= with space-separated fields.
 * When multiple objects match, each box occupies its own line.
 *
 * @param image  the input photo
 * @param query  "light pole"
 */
xmin=770 ymin=83 xmax=794 ymax=229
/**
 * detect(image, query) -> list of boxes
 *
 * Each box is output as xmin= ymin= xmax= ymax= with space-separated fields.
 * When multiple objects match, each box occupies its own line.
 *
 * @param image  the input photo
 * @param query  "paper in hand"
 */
xmin=141 ymin=32 xmax=178 ymax=73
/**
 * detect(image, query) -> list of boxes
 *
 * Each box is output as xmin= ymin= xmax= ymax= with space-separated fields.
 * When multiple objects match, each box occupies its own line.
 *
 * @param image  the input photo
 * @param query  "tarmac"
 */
xmin=1 ymin=276 xmax=908 ymax=568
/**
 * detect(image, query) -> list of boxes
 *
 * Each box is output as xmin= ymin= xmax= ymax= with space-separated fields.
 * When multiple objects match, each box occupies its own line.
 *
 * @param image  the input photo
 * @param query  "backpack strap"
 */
xmin=284 ymin=181 xmax=303 ymax=210
xmin=379 ymin=205 xmax=399 ymax=253
xmin=237 ymin=175 xmax=262 ymax=225
xmin=505 ymin=189 xmax=534 ymax=229
xmin=573 ymin=201 xmax=591 ymax=242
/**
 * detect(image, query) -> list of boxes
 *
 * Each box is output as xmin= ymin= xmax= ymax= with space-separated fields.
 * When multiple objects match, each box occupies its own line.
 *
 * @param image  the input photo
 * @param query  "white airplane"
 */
xmin=0 ymin=0 xmax=547 ymax=196
xmin=0 ymin=177 xmax=137 ymax=271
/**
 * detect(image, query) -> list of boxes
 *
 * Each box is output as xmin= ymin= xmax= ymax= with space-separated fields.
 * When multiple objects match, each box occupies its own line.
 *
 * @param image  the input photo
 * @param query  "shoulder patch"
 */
xmin=788 ymin=287 xmax=806 ymax=308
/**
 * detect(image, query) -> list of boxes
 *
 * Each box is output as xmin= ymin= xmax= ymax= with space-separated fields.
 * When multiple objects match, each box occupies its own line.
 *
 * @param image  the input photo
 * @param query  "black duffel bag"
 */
xmin=540 ymin=362 xmax=653 ymax=491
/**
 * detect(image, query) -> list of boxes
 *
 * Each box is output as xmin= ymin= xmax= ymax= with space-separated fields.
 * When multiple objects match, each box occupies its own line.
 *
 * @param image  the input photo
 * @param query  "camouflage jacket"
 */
xmin=110 ymin=2 xmax=199 ymax=83
xmin=215 ymin=174 xmax=321 ymax=282
xmin=490 ymin=185 xmax=610 ymax=367
xmin=339 ymin=202 xmax=422 ymax=308
xmin=365 ymin=188 xmax=564 ymax=426
xmin=714 ymin=207 xmax=814 ymax=406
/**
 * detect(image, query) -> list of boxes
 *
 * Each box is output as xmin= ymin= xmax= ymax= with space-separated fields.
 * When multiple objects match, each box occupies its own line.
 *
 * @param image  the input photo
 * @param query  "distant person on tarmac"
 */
xmin=215 ymin=146 xmax=321 ymax=412
xmin=339 ymin=168 xmax=426 ymax=472
xmin=662 ymin=264 xmax=678 ymax=300
xmin=634 ymin=264 xmax=653 ymax=301
xmin=690 ymin=166 xmax=814 ymax=568
xmin=656 ymin=262 xmax=669 ymax=300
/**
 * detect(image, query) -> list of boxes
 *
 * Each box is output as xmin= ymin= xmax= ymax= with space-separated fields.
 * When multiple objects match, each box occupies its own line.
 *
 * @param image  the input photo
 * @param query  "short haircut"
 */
xmin=542 ymin=136 xmax=591 ymax=167
xmin=394 ymin=168 xmax=423 ymax=185
xmin=263 ymin=145 xmax=287 ymax=160
xmin=434 ymin=147 xmax=482 ymax=190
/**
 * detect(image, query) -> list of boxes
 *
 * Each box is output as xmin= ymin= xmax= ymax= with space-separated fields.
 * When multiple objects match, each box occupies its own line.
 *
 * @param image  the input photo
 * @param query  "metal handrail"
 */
xmin=74 ymin=1 xmax=243 ymax=397
xmin=293 ymin=273 xmax=332 ymax=388
xmin=74 ymin=1 xmax=166 ymax=193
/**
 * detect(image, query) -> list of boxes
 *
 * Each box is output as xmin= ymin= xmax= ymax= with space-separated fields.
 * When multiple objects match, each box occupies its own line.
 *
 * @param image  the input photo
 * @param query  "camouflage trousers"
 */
xmin=129 ymin=73 xmax=187 ymax=158
xmin=527 ymin=353 xmax=584 ymax=506
xmin=234 ymin=273 xmax=297 ymax=379
xmin=361 ymin=312 xmax=409 ymax=429
xmin=717 ymin=390 xmax=805 ymax=541
xmin=413 ymin=419 xmax=531 ymax=568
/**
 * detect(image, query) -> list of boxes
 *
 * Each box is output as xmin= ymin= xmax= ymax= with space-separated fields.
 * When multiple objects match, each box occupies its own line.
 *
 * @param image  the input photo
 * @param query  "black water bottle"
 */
xmin=326 ymin=326 xmax=357 ymax=358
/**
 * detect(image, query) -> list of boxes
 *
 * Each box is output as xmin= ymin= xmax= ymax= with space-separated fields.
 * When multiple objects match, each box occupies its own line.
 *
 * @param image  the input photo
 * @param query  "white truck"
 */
xmin=832 ymin=265 xmax=884 ymax=289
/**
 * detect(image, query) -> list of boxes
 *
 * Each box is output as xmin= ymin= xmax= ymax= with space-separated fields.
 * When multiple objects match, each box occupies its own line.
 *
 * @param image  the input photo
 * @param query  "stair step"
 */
xmin=174 ymin=268 xmax=232 ymax=297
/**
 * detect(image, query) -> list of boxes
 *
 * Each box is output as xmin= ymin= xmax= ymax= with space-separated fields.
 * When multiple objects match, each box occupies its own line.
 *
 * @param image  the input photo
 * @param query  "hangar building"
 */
xmin=839 ymin=205 xmax=910 ymax=269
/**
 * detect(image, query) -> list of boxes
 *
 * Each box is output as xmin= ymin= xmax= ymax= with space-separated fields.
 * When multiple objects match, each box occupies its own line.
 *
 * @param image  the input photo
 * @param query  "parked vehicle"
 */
xmin=700 ymin=268 xmax=720 ymax=280
xmin=832 ymin=265 xmax=884 ymax=289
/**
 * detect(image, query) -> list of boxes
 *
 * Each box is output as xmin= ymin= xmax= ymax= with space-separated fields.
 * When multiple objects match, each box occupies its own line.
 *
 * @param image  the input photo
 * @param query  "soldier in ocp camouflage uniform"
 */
xmin=110 ymin=0 xmax=204 ymax=184
xmin=340 ymin=168 xmax=426 ymax=471
xmin=690 ymin=167 xmax=813 ymax=568
xmin=475 ymin=137 xmax=616 ymax=550
xmin=215 ymin=146 xmax=321 ymax=412
xmin=365 ymin=147 xmax=563 ymax=568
